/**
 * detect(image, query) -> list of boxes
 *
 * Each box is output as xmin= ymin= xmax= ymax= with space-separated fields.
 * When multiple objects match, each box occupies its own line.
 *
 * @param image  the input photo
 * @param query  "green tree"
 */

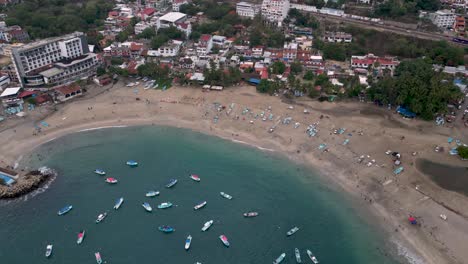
xmin=323 ymin=43 xmax=346 ymax=61
xmin=457 ymin=146 xmax=468 ymax=159
xmin=290 ymin=62 xmax=303 ymax=75
xmin=138 ymin=27 xmax=156 ymax=39
xmin=270 ymin=61 xmax=286 ymax=74
xmin=304 ymin=70 xmax=315 ymax=81
xmin=96 ymin=66 xmax=106 ymax=76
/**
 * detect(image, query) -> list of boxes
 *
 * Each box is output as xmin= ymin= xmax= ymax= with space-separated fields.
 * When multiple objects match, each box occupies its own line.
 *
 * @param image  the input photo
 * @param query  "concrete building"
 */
xmin=430 ymin=10 xmax=456 ymax=28
xmin=134 ymin=21 xmax=154 ymax=35
xmin=10 ymin=32 xmax=98 ymax=88
xmin=0 ymin=25 xmax=29 ymax=43
xmin=157 ymin=12 xmax=188 ymax=29
xmin=197 ymin=34 xmax=213 ymax=55
xmin=172 ymin=0 xmax=189 ymax=12
xmin=0 ymin=75 xmax=10 ymax=90
xmin=261 ymin=0 xmax=290 ymax=25
xmin=236 ymin=2 xmax=260 ymax=19
xmin=147 ymin=40 xmax=182 ymax=57
xmin=453 ymin=15 xmax=465 ymax=37
xmin=324 ymin=32 xmax=352 ymax=43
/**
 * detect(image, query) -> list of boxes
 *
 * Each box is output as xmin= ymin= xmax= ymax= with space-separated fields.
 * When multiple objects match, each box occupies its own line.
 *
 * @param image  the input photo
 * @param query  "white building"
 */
xmin=135 ymin=22 xmax=154 ymax=35
xmin=324 ymin=32 xmax=352 ymax=43
xmin=147 ymin=40 xmax=182 ymax=57
xmin=212 ymin=35 xmax=227 ymax=47
xmin=261 ymin=0 xmax=290 ymax=25
xmin=197 ymin=34 xmax=213 ymax=55
xmin=172 ymin=0 xmax=188 ymax=12
xmin=236 ymin=2 xmax=260 ymax=19
xmin=157 ymin=12 xmax=188 ymax=29
xmin=430 ymin=10 xmax=456 ymax=28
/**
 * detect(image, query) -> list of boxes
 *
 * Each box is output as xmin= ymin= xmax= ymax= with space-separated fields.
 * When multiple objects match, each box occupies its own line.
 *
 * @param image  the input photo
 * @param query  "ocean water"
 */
xmin=0 ymin=126 xmax=400 ymax=264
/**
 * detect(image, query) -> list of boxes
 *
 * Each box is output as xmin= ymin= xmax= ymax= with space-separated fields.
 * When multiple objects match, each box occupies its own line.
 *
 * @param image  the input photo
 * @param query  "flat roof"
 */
xmin=0 ymin=87 xmax=21 ymax=97
xmin=39 ymin=67 xmax=64 ymax=78
xmin=159 ymin=12 xmax=186 ymax=23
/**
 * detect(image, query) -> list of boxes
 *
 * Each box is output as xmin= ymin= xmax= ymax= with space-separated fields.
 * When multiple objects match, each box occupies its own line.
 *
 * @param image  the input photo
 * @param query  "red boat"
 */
xmin=105 ymin=177 xmax=118 ymax=184
xmin=219 ymin=235 xmax=230 ymax=247
xmin=190 ymin=174 xmax=201 ymax=182
xmin=77 ymin=230 xmax=85 ymax=244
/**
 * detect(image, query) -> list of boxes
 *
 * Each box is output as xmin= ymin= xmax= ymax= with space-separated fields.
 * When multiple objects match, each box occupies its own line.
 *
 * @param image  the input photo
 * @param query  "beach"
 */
xmin=1 ymin=81 xmax=467 ymax=264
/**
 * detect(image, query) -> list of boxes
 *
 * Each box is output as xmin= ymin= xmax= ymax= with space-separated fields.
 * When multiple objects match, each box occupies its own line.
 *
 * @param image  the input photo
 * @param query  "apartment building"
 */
xmin=430 ymin=10 xmax=456 ymax=28
xmin=261 ymin=0 xmax=290 ymax=25
xmin=0 ymin=25 xmax=29 ymax=43
xmin=324 ymin=32 xmax=352 ymax=43
xmin=172 ymin=0 xmax=189 ymax=12
xmin=197 ymin=34 xmax=213 ymax=55
xmin=134 ymin=21 xmax=154 ymax=35
xmin=236 ymin=2 xmax=260 ymax=19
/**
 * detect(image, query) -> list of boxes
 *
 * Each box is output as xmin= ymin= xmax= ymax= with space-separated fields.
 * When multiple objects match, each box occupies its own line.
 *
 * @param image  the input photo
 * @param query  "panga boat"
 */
xmin=95 ymin=252 xmax=103 ymax=264
xmin=158 ymin=225 xmax=175 ymax=233
xmin=94 ymin=169 xmax=106 ymax=175
xmin=194 ymin=201 xmax=207 ymax=210
xmin=105 ymin=177 xmax=118 ymax=184
xmin=220 ymin=192 xmax=232 ymax=200
xmin=142 ymin=202 xmax=152 ymax=212
xmin=306 ymin=250 xmax=319 ymax=264
xmin=146 ymin=191 xmax=160 ymax=197
xmin=273 ymin=253 xmax=286 ymax=264
xmin=190 ymin=174 xmax=201 ymax=182
xmin=96 ymin=212 xmax=107 ymax=223
xmin=58 ymin=205 xmax=73 ymax=216
xmin=185 ymin=235 xmax=192 ymax=250
xmin=157 ymin=202 xmax=173 ymax=209
xmin=77 ymin=230 xmax=85 ymax=244
xmin=243 ymin=212 xmax=259 ymax=217
xmin=219 ymin=235 xmax=230 ymax=247
xmin=287 ymin=226 xmax=299 ymax=236
xmin=114 ymin=197 xmax=124 ymax=210
xmin=201 ymin=220 xmax=214 ymax=232
xmin=295 ymin=248 xmax=302 ymax=263
xmin=126 ymin=160 xmax=138 ymax=167
xmin=45 ymin=244 xmax=53 ymax=258
xmin=165 ymin=179 xmax=178 ymax=188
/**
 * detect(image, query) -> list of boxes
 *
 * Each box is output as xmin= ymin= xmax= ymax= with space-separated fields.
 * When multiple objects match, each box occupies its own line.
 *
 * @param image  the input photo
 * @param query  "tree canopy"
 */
xmin=374 ymin=0 xmax=440 ymax=18
xmin=457 ymin=146 xmax=468 ymax=159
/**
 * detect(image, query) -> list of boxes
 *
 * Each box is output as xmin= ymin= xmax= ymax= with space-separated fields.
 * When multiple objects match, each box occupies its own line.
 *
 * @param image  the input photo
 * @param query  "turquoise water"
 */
xmin=0 ymin=126 xmax=399 ymax=264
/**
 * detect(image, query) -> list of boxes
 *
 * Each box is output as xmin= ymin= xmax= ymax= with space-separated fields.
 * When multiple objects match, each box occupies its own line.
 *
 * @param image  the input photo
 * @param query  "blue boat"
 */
xmin=58 ymin=205 xmax=73 ymax=216
xmin=158 ymin=225 xmax=175 ymax=233
xmin=94 ymin=169 xmax=106 ymax=175
xmin=126 ymin=160 xmax=138 ymax=167
xmin=165 ymin=179 xmax=178 ymax=188
xmin=114 ymin=197 xmax=124 ymax=210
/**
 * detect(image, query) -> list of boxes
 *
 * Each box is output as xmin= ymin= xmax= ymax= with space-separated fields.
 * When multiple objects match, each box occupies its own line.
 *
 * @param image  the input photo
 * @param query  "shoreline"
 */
xmin=1 ymin=82 xmax=467 ymax=264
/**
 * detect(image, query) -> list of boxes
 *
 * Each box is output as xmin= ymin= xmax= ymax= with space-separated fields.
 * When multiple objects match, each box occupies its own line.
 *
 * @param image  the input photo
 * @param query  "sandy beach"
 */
xmin=1 ymin=81 xmax=467 ymax=264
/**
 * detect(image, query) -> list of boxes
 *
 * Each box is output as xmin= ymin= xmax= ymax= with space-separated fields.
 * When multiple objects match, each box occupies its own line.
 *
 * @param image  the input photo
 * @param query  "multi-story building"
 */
xmin=236 ymin=2 xmax=260 ymax=19
xmin=351 ymin=54 xmax=399 ymax=75
xmin=283 ymin=42 xmax=298 ymax=60
xmin=324 ymin=32 xmax=352 ymax=43
xmin=172 ymin=0 xmax=189 ymax=12
xmin=10 ymin=32 xmax=98 ymax=88
xmin=0 ymin=25 xmax=29 ymax=43
xmin=134 ymin=21 xmax=154 ymax=35
xmin=430 ymin=10 xmax=456 ymax=29
xmin=197 ymin=34 xmax=213 ymax=55
xmin=147 ymin=40 xmax=182 ymax=57
xmin=454 ymin=16 xmax=465 ymax=37
xmin=261 ymin=0 xmax=290 ymax=25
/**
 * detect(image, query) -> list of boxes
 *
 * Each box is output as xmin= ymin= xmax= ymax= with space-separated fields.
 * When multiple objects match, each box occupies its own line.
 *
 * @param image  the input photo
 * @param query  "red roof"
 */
xmin=130 ymin=43 xmax=144 ymax=51
xmin=261 ymin=69 xmax=269 ymax=79
xmin=176 ymin=22 xmax=189 ymax=29
xmin=142 ymin=8 xmax=156 ymax=15
xmin=35 ymin=94 xmax=51 ymax=104
xmin=200 ymin=34 xmax=212 ymax=42
xmin=108 ymin=11 xmax=119 ymax=17
xmin=18 ymin=90 xmax=36 ymax=98
xmin=55 ymin=83 xmax=82 ymax=95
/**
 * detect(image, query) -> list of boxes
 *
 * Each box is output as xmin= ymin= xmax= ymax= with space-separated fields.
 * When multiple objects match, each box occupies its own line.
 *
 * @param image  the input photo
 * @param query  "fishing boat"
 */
xmin=95 ymin=252 xmax=103 ymax=264
xmin=142 ymin=202 xmax=152 ymax=212
xmin=220 ymin=192 xmax=232 ymax=200
xmin=157 ymin=202 xmax=173 ymax=209
xmin=295 ymin=248 xmax=302 ymax=263
xmin=194 ymin=201 xmax=207 ymax=210
xmin=57 ymin=205 xmax=73 ymax=216
xmin=165 ymin=179 xmax=178 ymax=188
xmin=126 ymin=160 xmax=138 ymax=167
xmin=114 ymin=197 xmax=124 ymax=210
xmin=243 ymin=212 xmax=259 ymax=217
xmin=273 ymin=253 xmax=286 ymax=264
xmin=219 ymin=235 xmax=230 ymax=247
xmin=190 ymin=174 xmax=201 ymax=182
xmin=287 ymin=226 xmax=299 ymax=236
xmin=105 ymin=177 xmax=118 ymax=184
xmin=95 ymin=212 xmax=107 ymax=223
xmin=45 ymin=244 xmax=53 ymax=258
xmin=77 ymin=230 xmax=85 ymax=244
xmin=158 ymin=225 xmax=175 ymax=233
xmin=185 ymin=235 xmax=192 ymax=250
xmin=94 ymin=169 xmax=106 ymax=175
xmin=306 ymin=250 xmax=319 ymax=264
xmin=146 ymin=191 xmax=160 ymax=197
xmin=201 ymin=220 xmax=214 ymax=232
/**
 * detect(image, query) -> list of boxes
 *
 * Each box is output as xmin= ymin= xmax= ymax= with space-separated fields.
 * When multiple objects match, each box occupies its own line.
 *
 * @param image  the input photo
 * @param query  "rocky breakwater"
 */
xmin=0 ymin=167 xmax=56 ymax=199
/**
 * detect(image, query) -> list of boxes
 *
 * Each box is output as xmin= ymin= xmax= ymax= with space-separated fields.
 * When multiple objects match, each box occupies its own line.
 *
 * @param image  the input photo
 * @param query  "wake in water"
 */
xmin=78 ymin=125 xmax=127 ymax=132
xmin=230 ymin=139 xmax=275 ymax=152
xmin=393 ymin=239 xmax=425 ymax=264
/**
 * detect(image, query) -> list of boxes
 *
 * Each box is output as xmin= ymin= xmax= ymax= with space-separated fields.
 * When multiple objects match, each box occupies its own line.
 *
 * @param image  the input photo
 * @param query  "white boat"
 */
xmin=194 ymin=201 xmax=207 ymax=210
xmin=295 ymin=248 xmax=302 ymax=263
xmin=96 ymin=212 xmax=107 ymax=223
xmin=146 ymin=191 xmax=160 ymax=197
xmin=45 ymin=244 xmax=53 ymax=258
xmin=142 ymin=202 xmax=152 ymax=212
xmin=287 ymin=226 xmax=299 ymax=236
xmin=77 ymin=230 xmax=85 ymax=244
xmin=95 ymin=252 xmax=103 ymax=264
xmin=201 ymin=220 xmax=213 ymax=232
xmin=273 ymin=253 xmax=286 ymax=264
xmin=306 ymin=250 xmax=319 ymax=264
xmin=94 ymin=169 xmax=106 ymax=175
xmin=185 ymin=235 xmax=192 ymax=250
xmin=190 ymin=174 xmax=201 ymax=182
xmin=220 ymin=192 xmax=232 ymax=200
xmin=114 ymin=197 xmax=124 ymax=210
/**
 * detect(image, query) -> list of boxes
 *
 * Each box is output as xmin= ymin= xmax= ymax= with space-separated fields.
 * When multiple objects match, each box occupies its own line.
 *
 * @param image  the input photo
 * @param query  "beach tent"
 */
xmin=396 ymin=106 xmax=416 ymax=118
xmin=408 ymin=216 xmax=417 ymax=225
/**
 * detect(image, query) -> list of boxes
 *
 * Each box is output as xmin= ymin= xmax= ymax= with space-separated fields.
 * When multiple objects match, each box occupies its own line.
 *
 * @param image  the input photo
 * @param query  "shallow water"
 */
xmin=1 ymin=126 xmax=400 ymax=263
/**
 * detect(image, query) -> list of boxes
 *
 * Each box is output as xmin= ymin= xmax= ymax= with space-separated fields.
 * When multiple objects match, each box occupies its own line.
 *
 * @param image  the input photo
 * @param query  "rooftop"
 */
xmin=0 ymin=87 xmax=21 ymax=97
xmin=55 ymin=83 xmax=81 ymax=95
xmin=159 ymin=12 xmax=187 ymax=23
xmin=12 ymin=32 xmax=84 ymax=52
xmin=39 ymin=67 xmax=64 ymax=78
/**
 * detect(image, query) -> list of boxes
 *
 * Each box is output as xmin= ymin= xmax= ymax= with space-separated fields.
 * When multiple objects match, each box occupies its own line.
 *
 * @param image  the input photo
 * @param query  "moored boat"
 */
xmin=219 ymin=235 xmax=230 ymax=247
xmin=45 ymin=244 xmax=53 ymax=258
xmin=295 ymin=248 xmax=302 ymax=263
xmin=114 ymin=197 xmax=124 ymax=210
xmin=165 ymin=179 xmax=178 ymax=188
xmin=194 ymin=201 xmax=207 ymax=210
xmin=126 ymin=160 xmax=138 ymax=167
xmin=273 ymin=253 xmax=286 ymax=264
xmin=190 ymin=174 xmax=201 ymax=182
xmin=287 ymin=226 xmax=299 ymax=236
xmin=243 ymin=212 xmax=258 ymax=217
xmin=105 ymin=177 xmax=118 ymax=184
xmin=77 ymin=230 xmax=85 ymax=244
xmin=146 ymin=190 xmax=160 ymax=197
xmin=185 ymin=235 xmax=192 ymax=250
xmin=220 ymin=192 xmax=232 ymax=200
xmin=306 ymin=250 xmax=319 ymax=264
xmin=95 ymin=212 xmax=107 ymax=223
xmin=201 ymin=220 xmax=214 ymax=232
xmin=94 ymin=169 xmax=106 ymax=175
xmin=158 ymin=225 xmax=175 ymax=233
xmin=157 ymin=202 xmax=173 ymax=209
xmin=95 ymin=252 xmax=103 ymax=264
xmin=142 ymin=202 xmax=152 ymax=212
xmin=58 ymin=205 xmax=73 ymax=216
